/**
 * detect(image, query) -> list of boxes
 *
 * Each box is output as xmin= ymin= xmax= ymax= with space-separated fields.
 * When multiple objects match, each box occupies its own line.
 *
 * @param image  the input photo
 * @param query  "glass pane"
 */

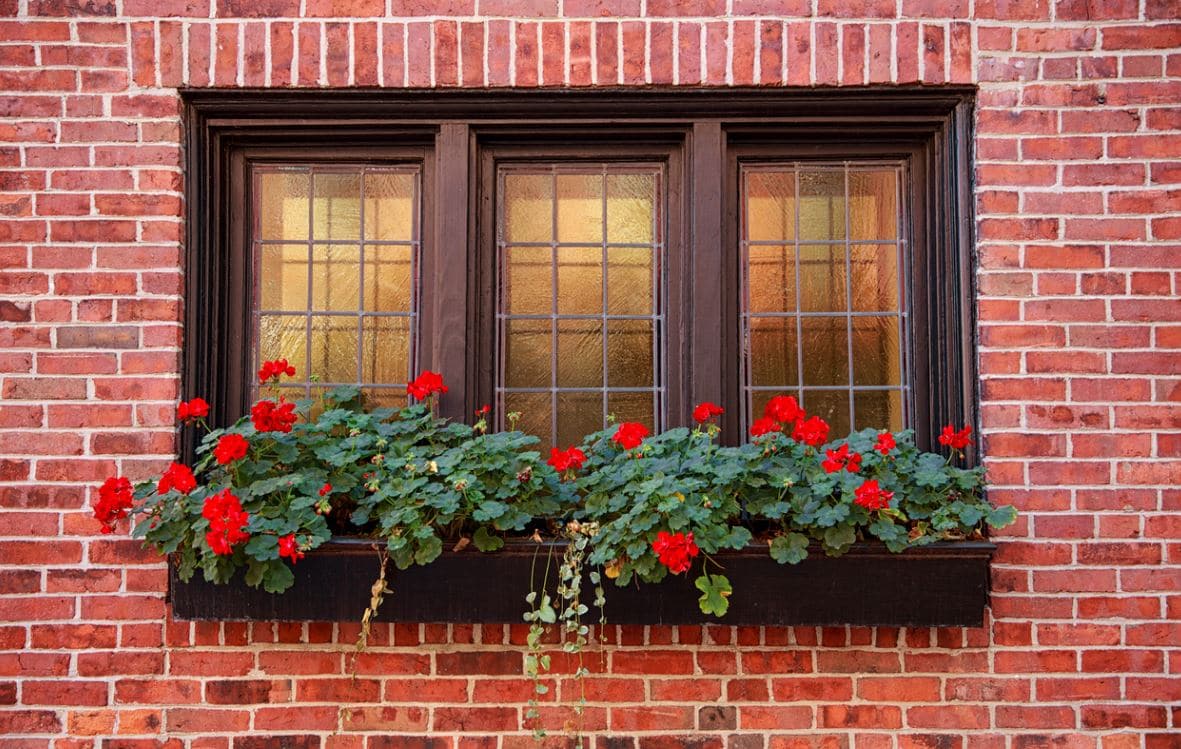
xmin=503 ymin=174 xmax=553 ymax=243
xmin=312 ymin=173 xmax=361 ymax=241
xmin=607 ymin=391 xmax=655 ymax=432
xmin=258 ymin=315 xmax=307 ymax=375
xmin=798 ymin=170 xmax=845 ymax=241
xmin=363 ymin=245 xmax=412 ymax=312
xmin=851 ymin=243 xmax=899 ymax=312
xmin=799 ymin=244 xmax=847 ymax=313
xmin=745 ymin=171 xmax=794 ymax=242
xmin=556 ymin=174 xmax=603 ymax=244
xmin=800 ymin=317 xmax=848 ymax=386
xmin=557 ymin=246 xmax=602 ymax=315
xmin=848 ymin=170 xmax=897 ymax=241
xmin=607 ymin=319 xmax=653 ymax=388
xmin=606 ymin=247 xmax=653 ymax=315
xmin=504 ymin=246 xmax=552 ymax=315
xmin=260 ymin=244 xmax=308 ymax=312
xmin=802 ymin=390 xmax=849 ymax=439
xmin=852 ymin=316 xmax=902 ymax=387
xmin=361 ymin=316 xmax=410 ymax=384
xmin=363 ymin=172 xmax=415 ymax=242
xmin=748 ymin=316 xmax=798 ymax=388
xmin=504 ymin=391 xmax=552 ymax=447
xmin=556 ymin=392 xmax=603 ymax=448
xmin=854 ymin=390 xmax=904 ymax=432
xmin=310 ymin=245 xmax=360 ymax=312
xmin=748 ymin=245 xmax=795 ymax=314
xmin=257 ymin=171 xmax=309 ymax=241
xmin=363 ymin=388 xmax=407 ymax=410
xmin=504 ymin=318 xmax=551 ymax=388
xmin=556 ymin=319 xmax=603 ymax=388
xmin=606 ymin=173 xmax=655 ymax=244
xmin=310 ymin=316 xmax=359 ymax=383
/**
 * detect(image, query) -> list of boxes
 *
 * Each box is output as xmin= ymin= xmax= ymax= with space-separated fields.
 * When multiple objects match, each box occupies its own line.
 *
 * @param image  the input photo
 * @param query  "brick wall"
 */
xmin=1 ymin=0 xmax=1179 ymax=747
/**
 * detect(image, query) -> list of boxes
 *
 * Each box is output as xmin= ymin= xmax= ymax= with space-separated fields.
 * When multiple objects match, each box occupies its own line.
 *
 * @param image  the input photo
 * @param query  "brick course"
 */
xmin=1 ymin=0 xmax=1180 ymax=746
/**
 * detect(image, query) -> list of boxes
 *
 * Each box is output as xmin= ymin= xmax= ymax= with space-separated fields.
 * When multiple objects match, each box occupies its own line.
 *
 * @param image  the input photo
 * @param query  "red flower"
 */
xmin=251 ymin=398 xmax=297 ymax=433
xmin=822 ymin=443 xmax=861 ymax=474
xmin=548 ymin=446 xmax=587 ymax=473
xmin=875 ymin=431 xmax=897 ymax=456
xmin=258 ymin=358 xmax=296 ymax=384
xmin=791 ymin=415 xmax=830 ymax=447
xmin=157 ymin=462 xmax=196 ymax=495
xmin=652 ymin=530 xmax=700 ymax=575
xmin=938 ymin=424 xmax=973 ymax=450
xmin=764 ymin=395 xmax=804 ymax=425
xmin=94 ymin=476 xmax=134 ymax=534
xmin=177 ymin=397 xmax=209 ymax=422
xmin=202 ymin=488 xmax=250 ymax=555
xmin=407 ymin=370 xmax=448 ymax=400
xmin=319 ymin=483 xmax=333 ymax=497
xmin=475 ymin=404 xmax=491 ymax=417
xmin=854 ymin=479 xmax=894 ymax=511
xmin=750 ymin=417 xmax=780 ymax=437
xmin=278 ymin=534 xmax=305 ymax=564
xmin=213 ymin=434 xmax=250 ymax=465
xmin=692 ymin=401 xmax=724 ymax=424
xmin=611 ymin=422 xmax=649 ymax=451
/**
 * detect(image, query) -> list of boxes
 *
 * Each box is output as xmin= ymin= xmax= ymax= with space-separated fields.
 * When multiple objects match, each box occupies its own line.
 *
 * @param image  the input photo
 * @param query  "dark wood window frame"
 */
xmin=182 ymin=87 xmax=976 ymax=458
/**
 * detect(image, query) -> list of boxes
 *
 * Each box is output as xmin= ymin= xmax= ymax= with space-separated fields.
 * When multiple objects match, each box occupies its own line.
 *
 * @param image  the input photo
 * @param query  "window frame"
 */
xmin=182 ymin=87 xmax=976 ymax=458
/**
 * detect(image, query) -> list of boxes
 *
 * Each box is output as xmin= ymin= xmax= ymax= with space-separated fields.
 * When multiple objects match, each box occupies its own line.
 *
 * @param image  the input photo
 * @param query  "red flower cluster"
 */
xmin=177 ymin=397 xmax=209 ymax=422
xmin=938 ymin=424 xmax=973 ymax=450
xmin=548 ymin=446 xmax=587 ymax=473
xmin=94 ymin=476 xmax=134 ymax=534
xmin=692 ymin=401 xmax=724 ymax=424
xmin=319 ymin=483 xmax=333 ymax=497
xmin=278 ymin=534 xmax=305 ymax=564
xmin=407 ymin=370 xmax=448 ymax=400
xmin=258 ymin=358 xmax=295 ymax=384
xmin=251 ymin=398 xmax=297 ymax=433
xmin=765 ymin=395 xmax=805 ymax=424
xmin=822 ymin=443 xmax=862 ymax=474
xmin=202 ymin=488 xmax=250 ymax=555
xmin=475 ymin=404 xmax=491 ymax=417
xmin=875 ymin=431 xmax=897 ymax=456
xmin=750 ymin=396 xmax=829 ymax=447
xmin=157 ymin=462 xmax=196 ymax=495
xmin=213 ymin=434 xmax=250 ymax=465
xmin=791 ymin=415 xmax=830 ymax=448
xmin=749 ymin=416 xmax=779 ymax=437
xmin=612 ymin=422 xmax=649 ymax=451
xmin=854 ymin=479 xmax=894 ymax=511
xmin=652 ymin=530 xmax=699 ymax=574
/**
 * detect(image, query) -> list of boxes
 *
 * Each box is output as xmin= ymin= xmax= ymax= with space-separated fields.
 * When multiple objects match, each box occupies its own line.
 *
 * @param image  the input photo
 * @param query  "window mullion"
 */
xmin=431 ymin=122 xmax=472 ymax=422
xmin=689 ymin=121 xmax=728 ymax=431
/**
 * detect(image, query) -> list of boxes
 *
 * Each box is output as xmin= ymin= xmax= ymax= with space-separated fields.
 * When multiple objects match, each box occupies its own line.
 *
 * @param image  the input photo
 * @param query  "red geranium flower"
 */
xmin=251 ymin=398 xmax=297 ymax=433
xmin=822 ymin=443 xmax=862 ymax=474
xmin=854 ymin=479 xmax=894 ymax=511
xmin=764 ymin=395 xmax=804 ymax=425
xmin=652 ymin=530 xmax=699 ymax=574
xmin=177 ymin=397 xmax=209 ymax=422
xmin=278 ymin=534 xmax=305 ymax=564
xmin=475 ymin=404 xmax=491 ymax=417
xmin=791 ymin=415 xmax=830 ymax=447
xmin=258 ymin=358 xmax=296 ymax=384
xmin=750 ymin=417 xmax=780 ymax=437
xmin=938 ymin=425 xmax=972 ymax=450
xmin=407 ymin=370 xmax=448 ymax=400
xmin=94 ymin=476 xmax=134 ymax=534
xmin=548 ymin=446 xmax=587 ymax=473
xmin=213 ymin=433 xmax=250 ymax=465
xmin=692 ymin=401 xmax=724 ymax=424
xmin=319 ymin=483 xmax=333 ymax=497
xmin=612 ymin=422 xmax=649 ymax=451
xmin=875 ymin=431 xmax=897 ymax=456
xmin=202 ymin=488 xmax=250 ymax=555
xmin=157 ymin=462 xmax=197 ymax=495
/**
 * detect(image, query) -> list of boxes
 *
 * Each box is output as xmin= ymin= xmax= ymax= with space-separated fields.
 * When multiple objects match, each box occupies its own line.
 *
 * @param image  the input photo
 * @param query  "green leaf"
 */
xmin=986 ymin=504 xmax=1018 ymax=529
xmin=769 ymin=532 xmax=810 ymax=565
xmin=413 ymin=534 xmax=443 ymax=566
xmin=694 ymin=573 xmax=732 ymax=617
xmin=822 ymin=524 xmax=856 ymax=554
xmin=244 ymin=534 xmax=279 ymax=561
xmin=262 ymin=560 xmax=295 ymax=594
xmin=472 ymin=526 xmax=504 ymax=552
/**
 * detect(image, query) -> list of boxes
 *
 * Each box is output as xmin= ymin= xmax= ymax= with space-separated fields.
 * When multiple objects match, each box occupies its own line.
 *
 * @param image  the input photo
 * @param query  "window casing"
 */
xmin=183 ymin=89 xmax=976 ymax=456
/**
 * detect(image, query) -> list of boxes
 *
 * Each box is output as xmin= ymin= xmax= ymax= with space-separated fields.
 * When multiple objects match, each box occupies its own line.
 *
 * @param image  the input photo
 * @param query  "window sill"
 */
xmin=168 ymin=538 xmax=995 ymax=627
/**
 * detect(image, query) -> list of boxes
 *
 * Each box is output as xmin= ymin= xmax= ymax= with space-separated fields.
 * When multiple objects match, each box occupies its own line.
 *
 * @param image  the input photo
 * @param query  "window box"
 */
xmin=169 ymin=538 xmax=995 ymax=627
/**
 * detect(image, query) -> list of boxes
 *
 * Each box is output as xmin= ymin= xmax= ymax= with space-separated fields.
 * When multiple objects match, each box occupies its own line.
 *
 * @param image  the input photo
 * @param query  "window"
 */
xmin=183 ymin=89 xmax=974 ymax=455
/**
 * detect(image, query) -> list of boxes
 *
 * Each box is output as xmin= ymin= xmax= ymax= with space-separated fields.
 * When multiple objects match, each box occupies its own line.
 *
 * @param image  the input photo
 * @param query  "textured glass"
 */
xmin=745 ymin=171 xmax=794 ymax=242
xmin=312 ymin=173 xmax=362 ymax=241
xmin=748 ymin=316 xmax=798 ymax=387
xmin=504 ymin=246 xmax=552 ymax=315
xmin=310 ymin=245 xmax=361 ymax=312
xmin=557 ymin=246 xmax=602 ymax=315
xmin=606 ymin=173 xmax=655 ymax=244
xmin=852 ymin=316 xmax=902 ymax=387
xmin=556 ymin=392 xmax=603 ymax=448
xmin=849 ymin=170 xmax=897 ymax=241
xmin=803 ymin=390 xmax=850 ymax=439
xmin=363 ymin=245 xmax=413 ymax=312
xmin=310 ymin=317 xmax=360 ymax=383
xmin=259 ymin=315 xmax=308 ymax=374
xmin=606 ymin=247 xmax=652 ymax=315
xmin=607 ymin=320 xmax=653 ymax=388
xmin=556 ymin=319 xmax=603 ymax=388
xmin=798 ymin=245 xmax=847 ymax=313
xmin=800 ymin=317 xmax=848 ymax=386
xmin=747 ymin=245 xmax=795 ymax=314
xmin=855 ymin=390 xmax=904 ymax=432
xmin=260 ymin=244 xmax=308 ymax=311
xmin=505 ymin=318 xmax=551 ymax=388
xmin=504 ymin=392 xmax=552 ymax=447
xmin=362 ymin=388 xmax=408 ymax=410
xmin=851 ymin=243 xmax=899 ymax=312
xmin=607 ymin=392 xmax=655 ymax=431
xmin=361 ymin=316 xmax=410 ymax=384
xmin=503 ymin=174 xmax=553 ymax=243
xmin=257 ymin=171 xmax=309 ymax=241
xmin=363 ymin=172 xmax=415 ymax=241
xmin=556 ymin=174 xmax=603 ymax=244
xmin=798 ymin=171 xmax=846 ymax=241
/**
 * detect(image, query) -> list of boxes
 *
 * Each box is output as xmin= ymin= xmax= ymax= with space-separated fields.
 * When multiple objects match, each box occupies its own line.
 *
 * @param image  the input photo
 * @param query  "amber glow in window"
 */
xmin=253 ymin=165 xmax=419 ymax=408
xmin=742 ymin=163 xmax=908 ymax=436
xmin=497 ymin=164 xmax=664 ymax=448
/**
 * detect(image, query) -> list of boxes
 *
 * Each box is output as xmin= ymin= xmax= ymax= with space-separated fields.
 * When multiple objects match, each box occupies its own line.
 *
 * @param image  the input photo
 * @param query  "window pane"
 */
xmin=253 ymin=165 xmax=419 ymax=400
xmin=498 ymin=163 xmax=664 ymax=448
xmin=742 ymin=163 xmax=908 ymax=434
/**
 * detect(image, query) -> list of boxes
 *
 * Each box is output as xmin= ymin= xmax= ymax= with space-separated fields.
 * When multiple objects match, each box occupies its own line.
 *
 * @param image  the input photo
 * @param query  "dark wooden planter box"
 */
xmin=169 ymin=538 xmax=995 ymax=627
